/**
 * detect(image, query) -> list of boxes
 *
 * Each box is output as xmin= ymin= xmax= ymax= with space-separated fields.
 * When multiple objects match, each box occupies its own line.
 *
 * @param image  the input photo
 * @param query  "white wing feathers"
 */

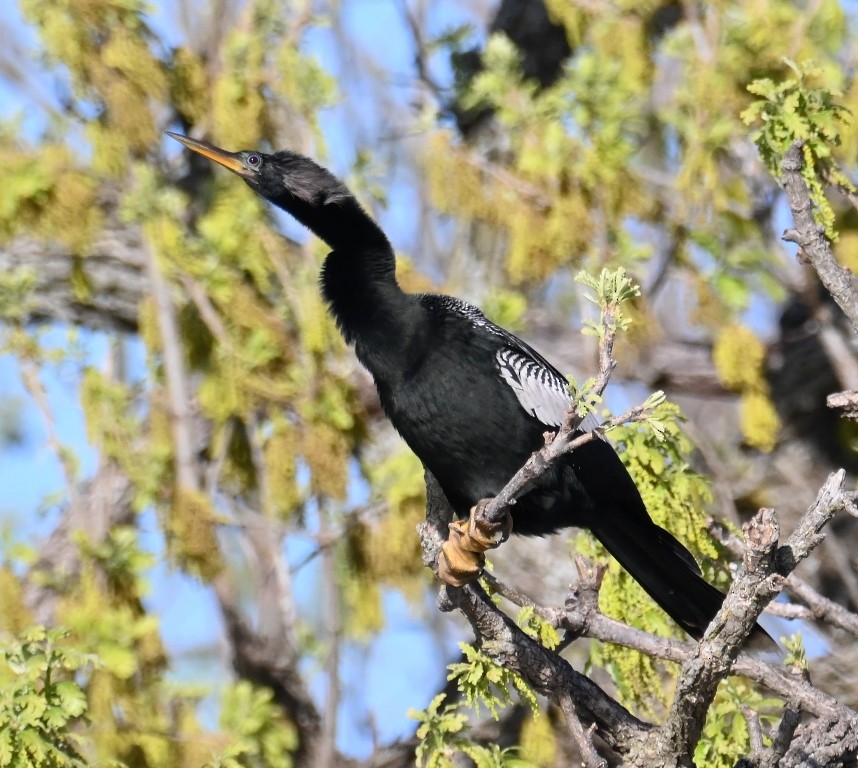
xmin=495 ymin=348 xmax=601 ymax=432
xmin=495 ymin=349 xmax=563 ymax=427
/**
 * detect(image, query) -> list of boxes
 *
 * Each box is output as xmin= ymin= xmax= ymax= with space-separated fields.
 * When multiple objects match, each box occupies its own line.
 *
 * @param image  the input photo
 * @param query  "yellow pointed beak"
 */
xmin=166 ymin=132 xmax=251 ymax=177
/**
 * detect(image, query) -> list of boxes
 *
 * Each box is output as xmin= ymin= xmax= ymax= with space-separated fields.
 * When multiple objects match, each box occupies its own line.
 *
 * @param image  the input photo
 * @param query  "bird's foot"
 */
xmin=438 ymin=500 xmax=513 ymax=587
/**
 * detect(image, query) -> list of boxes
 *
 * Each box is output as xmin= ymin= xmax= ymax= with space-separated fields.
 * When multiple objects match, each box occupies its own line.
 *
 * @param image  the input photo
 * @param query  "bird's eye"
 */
xmin=246 ymin=154 xmax=262 ymax=168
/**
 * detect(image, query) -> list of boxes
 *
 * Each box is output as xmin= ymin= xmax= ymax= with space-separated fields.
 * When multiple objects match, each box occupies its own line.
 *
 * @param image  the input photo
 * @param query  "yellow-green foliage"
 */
xmin=713 ymin=325 xmax=782 ymax=452
xmin=743 ymin=59 xmax=855 ymax=238
xmin=22 ymin=0 xmax=166 ymax=164
xmin=410 ymin=693 xmax=538 ymax=768
xmin=209 ymin=681 xmax=298 ymax=768
xmin=264 ymin=417 xmax=302 ymax=519
xmin=9 ymin=527 xmax=220 ymax=768
xmin=515 ymin=606 xmax=560 ymax=651
xmin=713 ymin=325 xmax=767 ymax=391
xmin=302 ymin=420 xmax=350 ymax=500
xmin=518 ymin=706 xmax=557 ymax=768
xmin=167 ymin=487 xmax=225 ymax=581
xmin=0 ymin=567 xmax=31 ymax=636
xmin=169 ymin=47 xmax=209 ymax=126
xmin=447 ymin=643 xmax=539 ymax=720
xmin=0 ymin=627 xmax=92 ymax=768
xmin=0 ymin=269 xmax=37 ymax=321
xmin=581 ymin=402 xmax=723 ymax=715
xmin=0 ymin=144 xmax=101 ymax=251
xmin=81 ymin=368 xmax=173 ymax=507
xmin=363 ymin=449 xmax=427 ymax=583
xmin=341 ymin=524 xmax=385 ymax=639
xmin=695 ymin=681 xmax=782 ymax=768
xmin=740 ymin=391 xmax=783 ymax=454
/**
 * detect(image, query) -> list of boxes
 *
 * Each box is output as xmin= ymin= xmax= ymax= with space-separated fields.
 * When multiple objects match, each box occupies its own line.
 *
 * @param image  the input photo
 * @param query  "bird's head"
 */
xmin=167 ymin=132 xmax=351 ymax=209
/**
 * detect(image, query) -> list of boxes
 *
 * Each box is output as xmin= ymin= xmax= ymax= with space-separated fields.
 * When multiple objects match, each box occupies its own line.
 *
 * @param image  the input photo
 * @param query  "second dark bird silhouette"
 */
xmin=167 ymin=131 xmax=774 ymax=650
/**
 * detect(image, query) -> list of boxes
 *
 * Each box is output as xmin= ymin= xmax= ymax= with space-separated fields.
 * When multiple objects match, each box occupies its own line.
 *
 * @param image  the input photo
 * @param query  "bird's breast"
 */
xmin=368 ymin=343 xmax=549 ymax=514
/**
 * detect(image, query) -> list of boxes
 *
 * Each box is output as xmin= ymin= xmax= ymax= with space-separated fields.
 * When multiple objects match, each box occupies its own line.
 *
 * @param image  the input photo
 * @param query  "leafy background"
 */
xmin=1 ymin=0 xmax=858 ymax=765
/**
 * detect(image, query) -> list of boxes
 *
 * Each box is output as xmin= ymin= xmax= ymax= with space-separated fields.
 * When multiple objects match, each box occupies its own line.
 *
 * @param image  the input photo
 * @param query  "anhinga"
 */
xmin=168 ymin=131 xmax=774 ymax=649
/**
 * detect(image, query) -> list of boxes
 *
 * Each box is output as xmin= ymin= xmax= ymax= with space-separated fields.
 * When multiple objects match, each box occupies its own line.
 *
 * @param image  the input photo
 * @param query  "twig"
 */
xmin=558 ymin=693 xmax=608 ymax=768
xmin=742 ymin=706 xmax=765 ymax=756
xmin=398 ymin=0 xmax=445 ymax=104
xmin=476 ymin=400 xmax=652 ymax=532
xmin=19 ymin=361 xmax=76 ymax=487
xmin=145 ymin=241 xmax=198 ymax=491
xmin=477 ymin=309 xmax=647 ymax=532
xmin=179 ymin=272 xmax=229 ymax=343
xmin=780 ymin=141 xmax=858 ymax=332
xmin=760 ymin=704 xmax=801 ymax=768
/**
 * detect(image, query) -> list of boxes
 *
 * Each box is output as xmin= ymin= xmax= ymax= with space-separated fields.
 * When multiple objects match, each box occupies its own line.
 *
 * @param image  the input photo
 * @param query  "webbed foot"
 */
xmin=438 ymin=499 xmax=513 ymax=587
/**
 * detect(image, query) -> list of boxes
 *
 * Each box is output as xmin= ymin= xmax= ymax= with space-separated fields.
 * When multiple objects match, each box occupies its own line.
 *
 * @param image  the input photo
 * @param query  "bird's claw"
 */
xmin=437 ymin=500 xmax=513 ymax=587
xmin=466 ymin=498 xmax=514 ymax=548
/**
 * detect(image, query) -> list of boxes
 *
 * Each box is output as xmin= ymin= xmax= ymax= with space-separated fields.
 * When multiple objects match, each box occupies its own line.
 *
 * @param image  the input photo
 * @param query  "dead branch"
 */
xmin=827 ymin=389 xmax=858 ymax=421
xmin=781 ymin=141 xmax=858 ymax=332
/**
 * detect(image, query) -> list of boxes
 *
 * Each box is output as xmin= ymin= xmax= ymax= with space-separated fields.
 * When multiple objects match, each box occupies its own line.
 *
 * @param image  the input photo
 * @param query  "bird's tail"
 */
xmin=590 ymin=516 xmax=777 ymax=653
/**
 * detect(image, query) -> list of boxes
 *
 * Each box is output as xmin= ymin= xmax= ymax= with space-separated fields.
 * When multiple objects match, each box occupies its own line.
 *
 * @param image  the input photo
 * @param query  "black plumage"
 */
xmin=167 ymin=132 xmax=773 ymax=648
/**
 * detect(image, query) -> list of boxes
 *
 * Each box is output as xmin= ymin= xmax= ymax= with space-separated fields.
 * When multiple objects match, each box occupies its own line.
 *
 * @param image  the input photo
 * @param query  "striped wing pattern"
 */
xmin=495 ymin=348 xmax=571 ymax=428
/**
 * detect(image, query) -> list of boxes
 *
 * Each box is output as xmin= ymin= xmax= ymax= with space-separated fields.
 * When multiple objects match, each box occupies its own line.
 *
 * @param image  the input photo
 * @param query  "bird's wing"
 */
xmin=495 ymin=346 xmax=572 ymax=428
xmin=422 ymin=294 xmax=600 ymax=431
xmin=493 ymin=338 xmax=601 ymax=432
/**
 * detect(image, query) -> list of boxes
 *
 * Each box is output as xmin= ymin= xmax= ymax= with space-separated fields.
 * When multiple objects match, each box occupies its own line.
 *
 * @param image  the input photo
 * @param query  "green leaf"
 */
xmin=53 ymin=682 xmax=87 ymax=718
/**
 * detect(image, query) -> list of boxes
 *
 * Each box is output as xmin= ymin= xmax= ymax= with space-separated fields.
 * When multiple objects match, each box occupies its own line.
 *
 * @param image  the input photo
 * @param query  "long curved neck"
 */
xmin=269 ymin=188 xmax=390 ymax=253
xmin=267 ymin=189 xmax=405 ymax=344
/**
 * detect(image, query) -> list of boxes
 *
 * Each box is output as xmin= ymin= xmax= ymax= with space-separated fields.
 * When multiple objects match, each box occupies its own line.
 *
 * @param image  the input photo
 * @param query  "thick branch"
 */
xmin=709 ymin=515 xmax=858 ymax=639
xmin=781 ymin=141 xmax=858 ymax=332
xmin=214 ymin=576 xmax=322 ymax=767
xmin=420 ymin=472 xmax=653 ymax=756
xmin=659 ymin=509 xmax=783 ymax=762
xmin=655 ymin=471 xmax=855 ymax=765
xmin=475 ymin=470 xmax=858 ymax=766
xmin=0 ymin=197 xmax=146 ymax=333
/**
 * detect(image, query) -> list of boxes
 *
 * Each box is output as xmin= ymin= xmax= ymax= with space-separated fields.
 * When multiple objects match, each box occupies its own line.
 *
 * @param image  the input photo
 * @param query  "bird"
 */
xmin=167 ymin=131 xmax=775 ymax=649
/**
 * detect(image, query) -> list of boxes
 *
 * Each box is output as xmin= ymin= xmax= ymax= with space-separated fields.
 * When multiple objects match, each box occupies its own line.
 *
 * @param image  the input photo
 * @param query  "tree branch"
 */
xmin=420 ymin=472 xmax=654 ymax=757
xmin=213 ymin=575 xmax=322 ymax=767
xmin=827 ymin=389 xmax=858 ymax=421
xmin=658 ymin=508 xmax=783 ymax=763
xmin=145 ymin=240 xmax=198 ymax=491
xmin=781 ymin=141 xmax=858 ymax=332
xmin=0 ymin=192 xmax=146 ymax=333
xmin=653 ymin=471 xmax=857 ymax=765
xmin=426 ymin=449 xmax=858 ymax=765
